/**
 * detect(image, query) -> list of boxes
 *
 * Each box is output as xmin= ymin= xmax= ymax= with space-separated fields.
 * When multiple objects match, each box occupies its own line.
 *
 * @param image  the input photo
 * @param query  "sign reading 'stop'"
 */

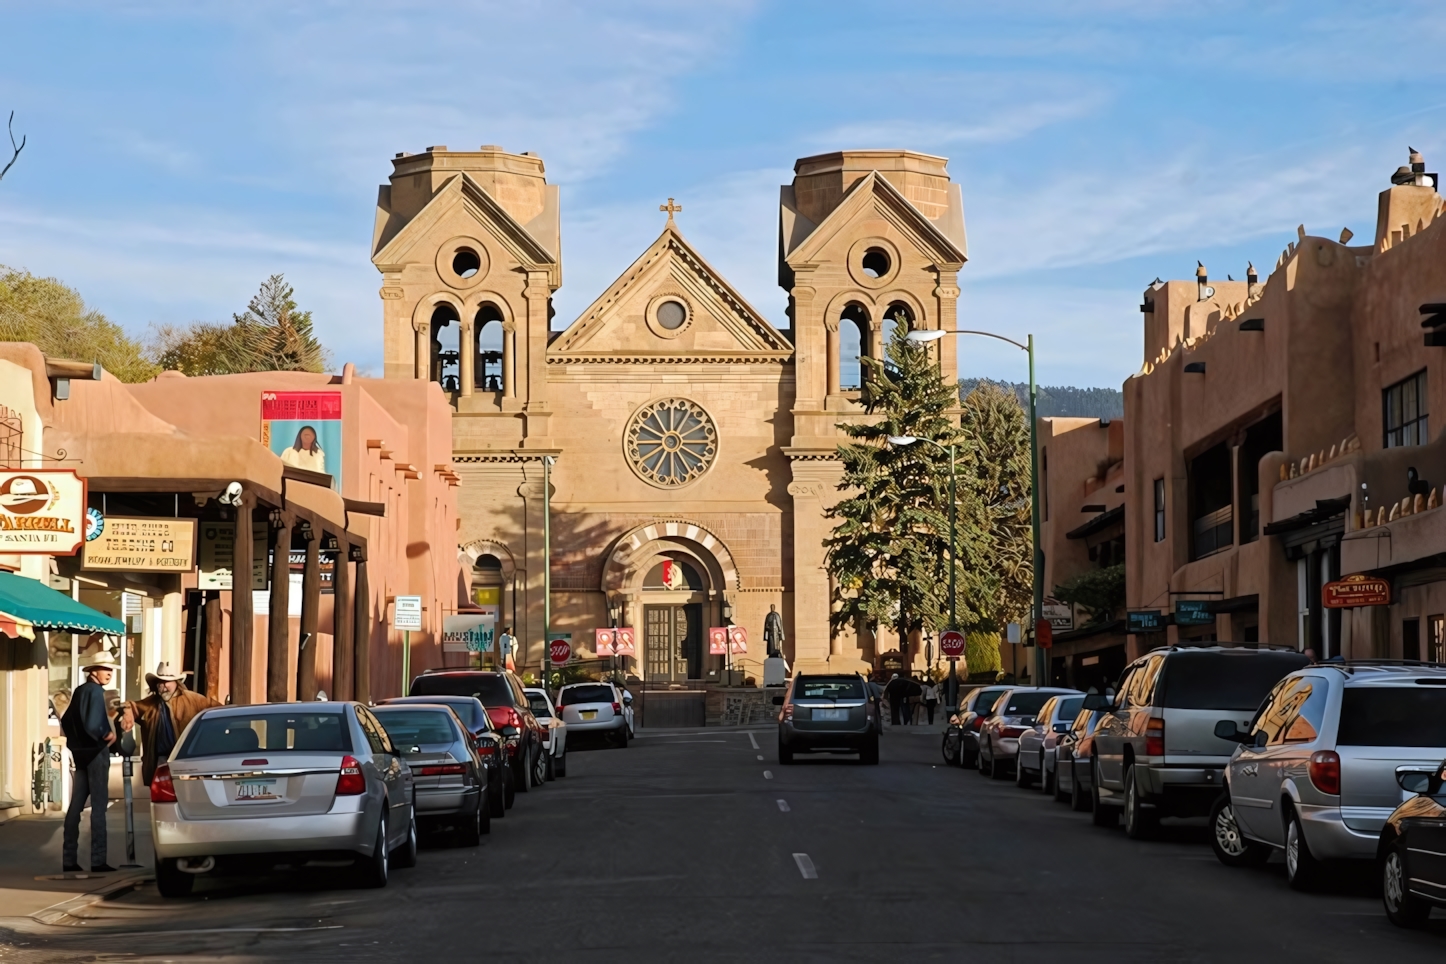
xmin=0 ymin=470 xmax=86 ymax=555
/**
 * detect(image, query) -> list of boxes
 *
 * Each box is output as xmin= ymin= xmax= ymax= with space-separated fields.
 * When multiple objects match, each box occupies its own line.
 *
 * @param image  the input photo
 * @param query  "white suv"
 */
xmin=557 ymin=682 xmax=634 ymax=747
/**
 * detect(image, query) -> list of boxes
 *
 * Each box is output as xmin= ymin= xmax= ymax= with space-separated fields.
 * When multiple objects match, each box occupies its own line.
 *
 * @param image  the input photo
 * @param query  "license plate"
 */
xmin=580 ymin=710 xmax=597 ymax=720
xmin=235 ymin=778 xmax=280 ymax=801
xmin=813 ymin=708 xmax=848 ymax=721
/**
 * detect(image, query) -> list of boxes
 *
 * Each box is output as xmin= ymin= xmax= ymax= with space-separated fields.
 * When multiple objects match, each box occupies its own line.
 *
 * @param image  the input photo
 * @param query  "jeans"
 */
xmin=925 ymin=700 xmax=937 ymax=725
xmin=63 ymin=752 xmax=110 ymax=869
xmin=902 ymin=701 xmax=915 ymax=725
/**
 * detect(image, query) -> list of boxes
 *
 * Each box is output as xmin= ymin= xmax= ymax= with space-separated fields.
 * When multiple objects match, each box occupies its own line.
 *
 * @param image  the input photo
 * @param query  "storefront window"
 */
xmin=46 ymin=631 xmax=75 ymax=720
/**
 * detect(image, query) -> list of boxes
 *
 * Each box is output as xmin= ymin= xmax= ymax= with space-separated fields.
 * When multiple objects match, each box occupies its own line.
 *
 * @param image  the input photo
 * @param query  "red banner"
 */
xmin=261 ymin=391 xmax=342 ymax=421
xmin=708 ymin=627 xmax=728 ymax=655
xmin=728 ymin=626 xmax=748 ymax=654
xmin=1323 ymin=574 xmax=1391 ymax=608
xmin=597 ymin=627 xmax=636 ymax=656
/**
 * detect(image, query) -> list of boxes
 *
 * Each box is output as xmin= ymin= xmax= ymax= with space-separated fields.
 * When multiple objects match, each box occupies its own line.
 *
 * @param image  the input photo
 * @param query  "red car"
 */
xmin=409 ymin=670 xmax=550 ymax=791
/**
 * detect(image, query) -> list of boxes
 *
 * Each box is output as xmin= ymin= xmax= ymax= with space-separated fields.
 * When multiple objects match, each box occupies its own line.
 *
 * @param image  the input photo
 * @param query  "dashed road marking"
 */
xmin=747 ymin=731 xmax=760 ymax=750
xmin=793 ymin=853 xmax=817 ymax=879
xmin=756 ymin=754 xmax=764 ymax=761
xmin=777 ymin=799 xmax=790 ymax=812
xmin=763 ymin=770 xmax=773 ymax=780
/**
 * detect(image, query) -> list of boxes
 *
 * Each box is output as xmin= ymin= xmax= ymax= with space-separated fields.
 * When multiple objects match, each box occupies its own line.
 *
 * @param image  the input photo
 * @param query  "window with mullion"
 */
xmin=1384 ymin=369 xmax=1428 ymax=448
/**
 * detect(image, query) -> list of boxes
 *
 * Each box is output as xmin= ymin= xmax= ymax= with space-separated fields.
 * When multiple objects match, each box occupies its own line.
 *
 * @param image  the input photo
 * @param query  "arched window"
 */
xmin=838 ymin=303 xmax=869 ymax=391
xmin=430 ymin=303 xmax=461 ymax=390
xmin=880 ymin=303 xmax=913 ymax=376
xmin=643 ymin=558 xmax=703 ymax=590
xmin=475 ymin=304 xmax=504 ymax=392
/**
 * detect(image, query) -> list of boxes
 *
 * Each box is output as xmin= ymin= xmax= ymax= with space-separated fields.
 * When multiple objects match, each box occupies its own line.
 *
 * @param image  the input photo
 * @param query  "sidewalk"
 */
xmin=0 ymin=757 xmax=153 ymax=921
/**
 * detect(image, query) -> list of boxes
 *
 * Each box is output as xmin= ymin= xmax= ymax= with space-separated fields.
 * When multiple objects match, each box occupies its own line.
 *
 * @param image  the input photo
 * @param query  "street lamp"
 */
xmin=886 ymin=434 xmax=958 ymax=706
xmin=906 ymin=327 xmax=1044 ymax=688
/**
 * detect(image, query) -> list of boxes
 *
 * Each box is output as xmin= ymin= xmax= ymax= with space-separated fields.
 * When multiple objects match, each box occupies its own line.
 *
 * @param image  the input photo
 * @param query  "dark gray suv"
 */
xmin=776 ymin=674 xmax=878 ymax=764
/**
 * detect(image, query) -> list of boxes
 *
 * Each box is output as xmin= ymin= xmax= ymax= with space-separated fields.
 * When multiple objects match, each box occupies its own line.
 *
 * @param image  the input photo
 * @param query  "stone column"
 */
xmin=867 ymin=321 xmax=883 ymax=366
xmin=296 ymin=522 xmax=321 ymax=701
xmin=933 ymin=271 xmax=961 ymax=385
xmin=826 ymin=320 xmax=840 ymax=397
xmin=229 ymin=496 xmax=254 ymax=705
xmin=502 ymin=323 xmax=517 ymax=400
xmin=266 ymin=510 xmax=293 ymax=703
xmin=353 ymin=549 xmax=371 ymax=704
xmin=787 ymin=463 xmax=842 ymax=671
xmin=332 ymin=535 xmax=353 ymax=702
xmin=790 ymin=278 xmax=822 ymax=408
xmin=459 ymin=317 xmax=475 ymax=398
xmin=413 ymin=318 xmax=430 ymax=381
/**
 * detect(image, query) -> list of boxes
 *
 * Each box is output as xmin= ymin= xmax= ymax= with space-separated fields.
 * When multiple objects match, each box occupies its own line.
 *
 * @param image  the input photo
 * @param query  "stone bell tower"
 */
xmin=371 ymin=144 xmax=561 ymax=447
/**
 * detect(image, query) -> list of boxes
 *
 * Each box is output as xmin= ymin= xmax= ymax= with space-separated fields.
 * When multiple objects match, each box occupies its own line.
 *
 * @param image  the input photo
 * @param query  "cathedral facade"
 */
xmin=372 ymin=145 xmax=967 ymax=681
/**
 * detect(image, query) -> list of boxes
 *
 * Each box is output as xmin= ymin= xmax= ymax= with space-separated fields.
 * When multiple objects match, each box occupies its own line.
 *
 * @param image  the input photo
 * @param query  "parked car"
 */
xmin=941 ymin=685 xmax=1009 ymax=768
xmin=379 ymin=694 xmax=512 ymax=814
xmin=1055 ymin=704 xmax=1107 ymax=811
xmin=977 ymin=687 xmax=1080 ymax=779
xmin=1210 ymin=661 xmax=1446 ymax=890
xmin=524 ymin=687 xmax=568 ymax=778
xmin=775 ymin=673 xmax=879 ymax=764
xmin=150 ymin=702 xmax=416 ymax=898
xmin=1086 ymin=645 xmax=1309 ymax=838
xmin=409 ymin=670 xmax=548 ymax=791
xmin=1016 ymin=693 xmax=1085 ymax=791
xmin=1379 ymin=758 xmax=1446 ymax=927
xmin=557 ymin=682 xmax=634 ymax=748
xmin=372 ymin=703 xmax=489 ymax=845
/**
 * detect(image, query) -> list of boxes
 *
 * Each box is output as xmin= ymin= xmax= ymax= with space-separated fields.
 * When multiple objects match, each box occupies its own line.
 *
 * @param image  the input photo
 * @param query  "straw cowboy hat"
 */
xmin=80 ymin=648 xmax=120 ymax=673
xmin=145 ymin=661 xmax=191 ymax=687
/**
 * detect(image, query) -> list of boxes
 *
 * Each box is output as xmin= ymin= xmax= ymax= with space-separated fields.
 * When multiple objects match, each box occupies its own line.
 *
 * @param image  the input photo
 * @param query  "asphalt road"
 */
xmin=4 ymin=723 xmax=1445 ymax=963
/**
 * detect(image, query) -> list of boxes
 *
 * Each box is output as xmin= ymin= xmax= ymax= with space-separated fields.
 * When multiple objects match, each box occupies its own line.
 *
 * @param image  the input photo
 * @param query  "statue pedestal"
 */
xmin=763 ymin=657 xmax=788 ymax=687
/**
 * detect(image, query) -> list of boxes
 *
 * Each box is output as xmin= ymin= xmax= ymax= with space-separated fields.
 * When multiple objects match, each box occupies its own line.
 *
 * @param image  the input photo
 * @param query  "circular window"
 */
xmin=861 ymin=247 xmax=891 ymax=279
xmin=625 ymin=398 xmax=717 ymax=488
xmin=452 ymin=248 xmax=481 ymax=279
xmin=656 ymin=299 xmax=687 ymax=330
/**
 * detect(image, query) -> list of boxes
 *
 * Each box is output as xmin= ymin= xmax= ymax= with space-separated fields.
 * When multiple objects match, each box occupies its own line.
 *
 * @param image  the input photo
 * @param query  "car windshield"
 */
xmin=385 ymin=697 xmax=484 ymax=730
xmin=795 ymin=677 xmax=865 ymax=700
xmin=527 ymin=693 xmax=553 ymax=717
xmin=562 ymin=684 xmax=615 ymax=706
xmin=372 ymin=709 xmax=459 ymax=747
xmin=179 ymin=712 xmax=350 ymax=757
xmin=1337 ymin=688 xmax=1446 ymax=747
xmin=410 ymin=674 xmax=514 ymax=707
xmin=973 ymin=689 xmax=1008 ymax=714
xmin=1000 ymin=692 xmax=1054 ymax=716
xmin=1057 ymin=697 xmax=1084 ymax=719
xmin=1157 ymin=652 xmax=1308 ymax=710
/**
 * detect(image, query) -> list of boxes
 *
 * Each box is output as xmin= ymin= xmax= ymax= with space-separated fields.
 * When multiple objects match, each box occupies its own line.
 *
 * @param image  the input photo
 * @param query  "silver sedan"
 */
xmin=150 ymin=702 xmax=417 ymax=897
xmin=372 ymin=703 xmax=489 ymax=845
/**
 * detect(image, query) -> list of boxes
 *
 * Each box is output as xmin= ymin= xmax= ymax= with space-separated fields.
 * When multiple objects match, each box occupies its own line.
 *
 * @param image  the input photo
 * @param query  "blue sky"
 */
xmin=3 ymin=1 xmax=1446 ymax=387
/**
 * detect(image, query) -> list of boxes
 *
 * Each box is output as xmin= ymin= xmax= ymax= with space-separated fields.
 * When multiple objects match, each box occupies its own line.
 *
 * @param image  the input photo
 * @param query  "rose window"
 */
xmin=625 ymin=398 xmax=717 ymax=487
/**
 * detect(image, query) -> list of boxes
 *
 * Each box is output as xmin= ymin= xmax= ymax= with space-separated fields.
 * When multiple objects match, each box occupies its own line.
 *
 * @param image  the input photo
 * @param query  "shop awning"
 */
xmin=0 ymin=572 xmax=125 ymax=635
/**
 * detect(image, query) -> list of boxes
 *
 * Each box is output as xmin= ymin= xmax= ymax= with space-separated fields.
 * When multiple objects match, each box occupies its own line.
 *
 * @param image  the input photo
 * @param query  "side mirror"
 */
xmin=771 ymin=696 xmax=784 ymax=706
xmin=1398 ymin=770 xmax=1433 ymax=795
xmin=1214 ymin=720 xmax=1252 ymax=744
xmin=501 ymin=725 xmax=519 ymax=737
xmin=1081 ymin=691 xmax=1109 ymax=711
xmin=623 ymin=694 xmax=633 ymax=705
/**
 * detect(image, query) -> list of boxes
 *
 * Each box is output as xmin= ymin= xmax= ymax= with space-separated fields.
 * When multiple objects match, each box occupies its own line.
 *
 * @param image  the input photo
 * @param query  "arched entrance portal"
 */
xmin=601 ymin=522 xmax=740 ymax=683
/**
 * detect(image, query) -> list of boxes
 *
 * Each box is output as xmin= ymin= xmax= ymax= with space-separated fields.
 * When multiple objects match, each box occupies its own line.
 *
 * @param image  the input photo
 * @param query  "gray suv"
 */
xmin=776 ymin=674 xmax=878 ymax=764
xmin=1084 ymin=645 xmax=1309 ymax=838
xmin=1210 ymin=661 xmax=1446 ymax=890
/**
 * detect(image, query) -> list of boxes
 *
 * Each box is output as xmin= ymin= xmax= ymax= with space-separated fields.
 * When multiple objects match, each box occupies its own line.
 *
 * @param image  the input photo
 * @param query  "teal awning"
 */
xmin=0 ymin=572 xmax=125 ymax=635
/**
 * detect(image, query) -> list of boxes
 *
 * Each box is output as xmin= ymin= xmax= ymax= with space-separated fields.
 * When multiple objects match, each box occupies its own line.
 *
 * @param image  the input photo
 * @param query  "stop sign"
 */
xmin=939 ymin=630 xmax=966 ymax=659
xmin=1035 ymin=618 xmax=1053 ymax=649
xmin=549 ymin=638 xmax=571 ymax=664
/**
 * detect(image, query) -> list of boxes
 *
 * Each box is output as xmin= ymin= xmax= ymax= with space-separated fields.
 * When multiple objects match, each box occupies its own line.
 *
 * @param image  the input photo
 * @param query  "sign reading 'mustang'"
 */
xmin=0 ymin=470 xmax=86 ymax=555
xmin=1323 ymin=574 xmax=1391 ymax=608
xmin=83 ymin=517 xmax=196 ymax=572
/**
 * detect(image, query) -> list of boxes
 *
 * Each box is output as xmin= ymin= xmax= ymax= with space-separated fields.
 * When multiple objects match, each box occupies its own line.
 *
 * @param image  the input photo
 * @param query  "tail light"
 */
xmin=505 ymin=707 xmax=521 ymax=728
xmin=150 ymin=764 xmax=177 ymax=803
xmin=971 ymin=717 xmax=987 ymax=732
xmin=780 ymin=703 xmax=794 ymax=722
xmin=475 ymin=743 xmax=496 ymax=757
xmin=1308 ymin=750 xmax=1341 ymax=795
xmin=419 ymin=764 xmax=467 ymax=776
xmin=1001 ymin=726 xmax=1026 ymax=739
xmin=611 ymin=702 xmax=622 ymax=715
xmin=1145 ymin=717 xmax=1165 ymax=756
xmin=337 ymin=755 xmax=366 ymax=795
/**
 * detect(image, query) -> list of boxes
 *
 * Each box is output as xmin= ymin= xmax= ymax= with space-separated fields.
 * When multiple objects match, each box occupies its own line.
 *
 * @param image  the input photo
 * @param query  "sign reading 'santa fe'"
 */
xmin=0 ymin=470 xmax=86 ymax=555
xmin=1323 ymin=574 xmax=1391 ymax=608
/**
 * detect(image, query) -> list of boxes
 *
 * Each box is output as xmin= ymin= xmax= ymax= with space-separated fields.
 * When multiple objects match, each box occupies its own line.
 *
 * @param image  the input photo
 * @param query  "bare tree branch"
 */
xmin=0 ymin=111 xmax=26 ymax=183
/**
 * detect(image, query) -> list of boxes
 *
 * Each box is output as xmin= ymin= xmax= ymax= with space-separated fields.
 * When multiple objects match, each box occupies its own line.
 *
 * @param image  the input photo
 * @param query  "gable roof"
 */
xmin=782 ymin=170 xmax=967 ymax=269
xmin=372 ymin=172 xmax=559 ymax=287
xmin=549 ymin=221 xmax=793 ymax=357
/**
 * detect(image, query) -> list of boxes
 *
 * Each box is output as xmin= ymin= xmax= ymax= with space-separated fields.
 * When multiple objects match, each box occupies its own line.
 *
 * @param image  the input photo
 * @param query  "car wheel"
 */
xmin=779 ymin=738 xmax=794 ymax=765
xmin=942 ymin=730 xmax=960 ymax=767
xmin=617 ymin=726 xmax=630 ymax=749
xmin=532 ymin=746 xmax=549 ymax=787
xmin=555 ymin=748 xmax=567 ymax=778
xmin=860 ymin=734 xmax=879 ymax=765
xmin=1053 ymin=759 xmax=1070 ymax=803
xmin=503 ymin=765 xmax=516 ymax=810
xmin=360 ymin=813 xmax=389 ymax=888
xmin=1209 ymin=794 xmax=1267 ymax=867
xmin=1383 ymin=840 xmax=1431 ymax=928
xmin=990 ymin=748 xmax=1007 ymax=780
xmin=1285 ymin=807 xmax=1324 ymax=891
xmin=155 ymin=858 xmax=194 ymax=899
xmin=1015 ymin=752 xmax=1032 ymax=788
xmin=394 ymin=804 xmax=418 ymax=869
xmin=977 ymin=741 xmax=990 ymax=775
xmin=1091 ymin=757 xmax=1118 ymax=827
xmin=1123 ymin=764 xmax=1157 ymax=840
xmin=488 ymin=769 xmax=506 ymax=817
xmin=457 ymin=797 xmax=483 ymax=847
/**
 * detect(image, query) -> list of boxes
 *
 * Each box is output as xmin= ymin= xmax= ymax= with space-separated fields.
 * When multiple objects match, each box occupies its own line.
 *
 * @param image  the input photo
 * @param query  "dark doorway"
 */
xmin=1404 ymin=618 xmax=1421 ymax=662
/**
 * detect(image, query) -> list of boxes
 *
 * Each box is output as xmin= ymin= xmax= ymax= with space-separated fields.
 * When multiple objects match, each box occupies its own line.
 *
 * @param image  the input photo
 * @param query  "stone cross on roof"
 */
xmin=659 ymin=198 xmax=682 ymax=223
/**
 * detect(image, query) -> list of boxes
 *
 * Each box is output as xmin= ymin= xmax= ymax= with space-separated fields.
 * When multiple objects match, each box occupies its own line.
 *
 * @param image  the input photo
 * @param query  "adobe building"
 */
xmin=371 ymin=145 xmax=968 ymax=680
xmin=1123 ymin=149 xmax=1446 ymax=662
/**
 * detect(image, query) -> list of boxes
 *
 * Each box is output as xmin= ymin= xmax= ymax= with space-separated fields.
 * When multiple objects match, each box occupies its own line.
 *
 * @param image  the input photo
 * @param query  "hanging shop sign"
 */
xmin=262 ymin=391 xmax=343 ymax=490
xmin=443 ymin=613 xmax=496 ymax=653
xmin=1323 ymin=574 xmax=1391 ymax=608
xmin=83 ymin=516 xmax=196 ymax=571
xmin=0 ymin=470 xmax=86 ymax=555
xmin=288 ymin=550 xmax=335 ymax=594
xmin=1043 ymin=597 xmax=1074 ymax=632
xmin=1174 ymin=599 xmax=1215 ymax=626
xmin=1127 ymin=610 xmax=1163 ymax=634
xmin=198 ymin=522 xmax=235 ymax=589
xmin=596 ymin=627 xmax=636 ymax=657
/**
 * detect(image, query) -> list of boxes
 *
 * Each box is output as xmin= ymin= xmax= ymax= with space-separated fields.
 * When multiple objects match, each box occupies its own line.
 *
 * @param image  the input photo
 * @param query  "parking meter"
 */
xmin=113 ymin=712 xmax=142 ymax=869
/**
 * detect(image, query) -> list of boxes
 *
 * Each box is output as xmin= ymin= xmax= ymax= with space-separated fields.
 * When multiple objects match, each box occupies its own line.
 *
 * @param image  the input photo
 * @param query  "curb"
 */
xmin=27 ymin=871 xmax=152 ymax=926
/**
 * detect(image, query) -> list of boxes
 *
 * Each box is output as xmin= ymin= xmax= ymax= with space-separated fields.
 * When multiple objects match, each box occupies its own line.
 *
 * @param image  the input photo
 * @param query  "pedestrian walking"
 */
xmin=922 ymin=677 xmax=940 ymax=725
xmin=903 ymin=676 xmax=923 ymax=725
xmin=119 ymin=662 xmax=221 ymax=786
xmin=60 ymin=649 xmax=119 ymax=873
xmin=883 ymin=673 xmax=908 ymax=726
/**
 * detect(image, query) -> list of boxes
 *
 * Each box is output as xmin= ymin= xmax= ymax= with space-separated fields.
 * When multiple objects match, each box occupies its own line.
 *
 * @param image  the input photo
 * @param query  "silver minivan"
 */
xmin=1211 ymin=661 xmax=1446 ymax=890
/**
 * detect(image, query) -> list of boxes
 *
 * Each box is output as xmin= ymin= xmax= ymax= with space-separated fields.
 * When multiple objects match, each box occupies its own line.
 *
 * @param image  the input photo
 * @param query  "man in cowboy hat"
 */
xmin=119 ymin=662 xmax=221 ymax=786
xmin=60 ymin=648 xmax=119 ymax=872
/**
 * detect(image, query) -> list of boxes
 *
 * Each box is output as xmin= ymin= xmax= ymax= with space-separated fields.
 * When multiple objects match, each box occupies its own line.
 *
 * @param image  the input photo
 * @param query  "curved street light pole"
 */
xmin=907 ymin=327 xmax=1044 ymax=687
